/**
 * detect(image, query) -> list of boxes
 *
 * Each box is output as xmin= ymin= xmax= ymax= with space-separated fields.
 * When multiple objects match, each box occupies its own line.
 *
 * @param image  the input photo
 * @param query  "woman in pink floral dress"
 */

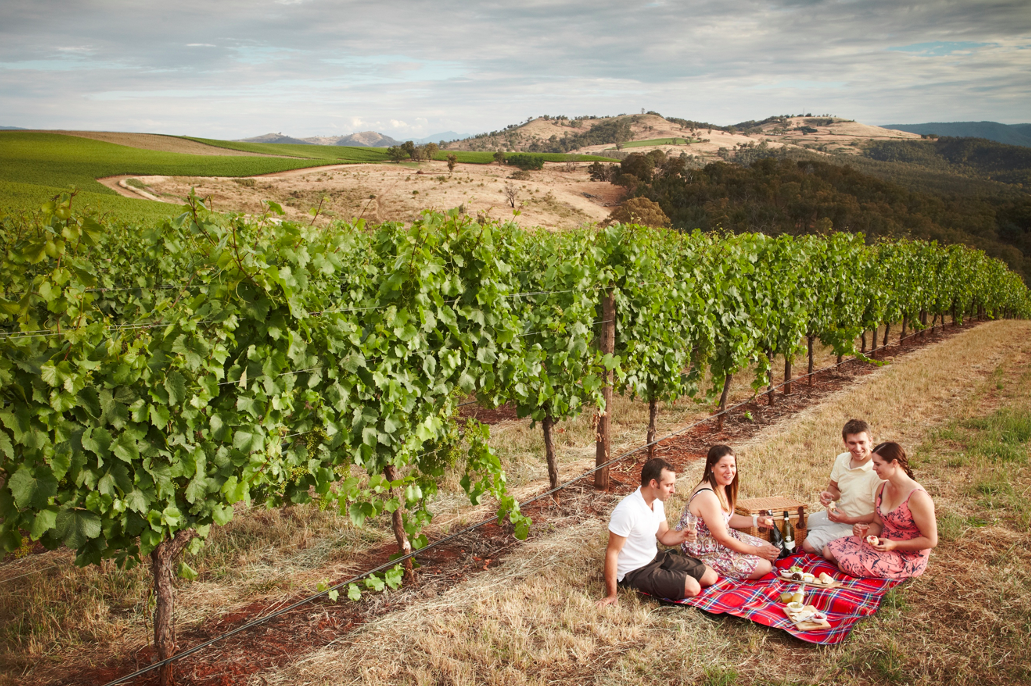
xmin=677 ymin=445 xmax=780 ymax=580
xmin=825 ymin=442 xmax=937 ymax=579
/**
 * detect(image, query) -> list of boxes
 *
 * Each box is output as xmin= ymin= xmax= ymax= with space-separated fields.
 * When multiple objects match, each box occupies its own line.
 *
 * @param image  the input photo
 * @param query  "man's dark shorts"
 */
xmin=619 ymin=550 xmax=707 ymax=600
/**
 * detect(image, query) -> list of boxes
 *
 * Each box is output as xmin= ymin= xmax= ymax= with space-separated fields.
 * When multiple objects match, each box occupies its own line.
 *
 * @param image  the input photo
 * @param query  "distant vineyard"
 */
xmin=1 ymin=198 xmax=1028 ymax=680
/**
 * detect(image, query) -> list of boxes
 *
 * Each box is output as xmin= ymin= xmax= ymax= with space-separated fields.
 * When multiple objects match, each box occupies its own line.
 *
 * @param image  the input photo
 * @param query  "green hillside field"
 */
xmin=0 ymin=132 xmax=332 ymax=222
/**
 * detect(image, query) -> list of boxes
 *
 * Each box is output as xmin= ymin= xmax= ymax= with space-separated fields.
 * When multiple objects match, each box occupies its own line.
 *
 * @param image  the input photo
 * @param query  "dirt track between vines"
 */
xmin=63 ymin=322 xmax=984 ymax=686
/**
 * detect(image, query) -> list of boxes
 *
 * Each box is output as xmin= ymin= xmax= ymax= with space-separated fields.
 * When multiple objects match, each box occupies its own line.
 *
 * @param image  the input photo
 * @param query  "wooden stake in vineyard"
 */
xmin=595 ymin=289 xmax=615 ymax=490
xmin=717 ymin=374 xmax=733 ymax=431
xmin=766 ymin=348 xmax=776 ymax=406
xmin=646 ymin=380 xmax=659 ymax=458
xmin=807 ymin=335 xmax=815 ymax=386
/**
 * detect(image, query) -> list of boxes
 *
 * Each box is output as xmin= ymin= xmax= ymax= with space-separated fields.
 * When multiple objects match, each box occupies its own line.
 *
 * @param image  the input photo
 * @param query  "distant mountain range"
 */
xmin=883 ymin=121 xmax=1031 ymax=148
xmin=0 ymin=126 xmax=26 ymax=130
xmin=411 ymin=131 xmax=469 ymax=144
xmin=237 ymin=130 xmax=470 ymax=147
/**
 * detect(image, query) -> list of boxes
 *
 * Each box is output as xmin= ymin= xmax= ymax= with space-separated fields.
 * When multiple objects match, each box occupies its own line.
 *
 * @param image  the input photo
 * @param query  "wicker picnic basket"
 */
xmin=733 ymin=496 xmax=808 ymax=544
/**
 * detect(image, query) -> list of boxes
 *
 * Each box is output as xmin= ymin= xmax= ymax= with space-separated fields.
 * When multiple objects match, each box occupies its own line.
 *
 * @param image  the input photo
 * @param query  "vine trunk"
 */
xmin=384 ymin=465 xmax=415 ymax=582
xmin=151 ymin=528 xmax=196 ymax=686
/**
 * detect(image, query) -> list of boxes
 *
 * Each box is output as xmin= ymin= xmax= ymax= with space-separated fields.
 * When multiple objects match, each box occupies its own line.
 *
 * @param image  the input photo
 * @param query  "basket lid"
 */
xmin=734 ymin=496 xmax=807 ymax=514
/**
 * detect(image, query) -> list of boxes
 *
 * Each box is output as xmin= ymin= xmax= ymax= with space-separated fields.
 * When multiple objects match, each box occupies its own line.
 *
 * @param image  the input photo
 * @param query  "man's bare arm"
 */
xmin=597 ymin=532 xmax=627 ymax=607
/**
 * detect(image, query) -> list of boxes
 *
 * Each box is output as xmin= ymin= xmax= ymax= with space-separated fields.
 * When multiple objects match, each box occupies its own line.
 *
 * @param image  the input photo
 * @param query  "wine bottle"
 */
xmin=781 ymin=510 xmax=796 ymax=557
xmin=767 ymin=509 xmax=783 ymax=549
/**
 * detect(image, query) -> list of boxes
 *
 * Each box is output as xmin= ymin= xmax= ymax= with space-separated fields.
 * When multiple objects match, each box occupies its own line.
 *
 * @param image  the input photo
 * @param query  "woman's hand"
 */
xmin=758 ymin=516 xmax=775 ymax=530
xmin=755 ymin=542 xmax=780 ymax=561
xmin=871 ymin=538 xmax=897 ymax=552
xmin=853 ymin=523 xmax=870 ymax=538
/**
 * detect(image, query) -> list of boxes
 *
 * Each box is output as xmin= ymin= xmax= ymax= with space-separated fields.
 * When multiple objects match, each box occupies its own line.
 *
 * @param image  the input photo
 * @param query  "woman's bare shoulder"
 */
xmin=690 ymin=486 xmax=721 ymax=505
xmin=909 ymin=485 xmax=934 ymax=509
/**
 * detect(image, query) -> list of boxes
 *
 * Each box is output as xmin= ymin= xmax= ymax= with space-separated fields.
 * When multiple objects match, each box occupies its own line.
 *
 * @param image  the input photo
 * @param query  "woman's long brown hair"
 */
xmin=872 ymin=441 xmax=915 ymax=479
xmin=698 ymin=444 xmax=739 ymax=513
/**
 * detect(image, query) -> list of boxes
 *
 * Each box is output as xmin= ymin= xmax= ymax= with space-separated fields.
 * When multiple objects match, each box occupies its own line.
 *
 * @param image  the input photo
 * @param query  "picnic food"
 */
xmin=792 ymin=590 xmax=804 ymax=604
xmin=795 ymin=606 xmax=828 ymax=622
xmin=818 ymin=572 xmax=834 ymax=584
xmin=786 ymin=601 xmax=804 ymax=612
xmin=779 ymin=591 xmax=794 ymax=603
xmin=827 ymin=501 xmax=838 ymax=513
xmin=866 ymin=535 xmax=880 ymax=546
xmin=802 ymin=573 xmax=816 ymax=583
xmin=788 ymin=565 xmax=803 ymax=574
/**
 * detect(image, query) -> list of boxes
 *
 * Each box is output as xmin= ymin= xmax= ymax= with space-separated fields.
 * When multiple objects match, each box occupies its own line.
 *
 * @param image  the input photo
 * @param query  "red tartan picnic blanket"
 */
xmin=662 ymin=553 xmax=899 ymax=644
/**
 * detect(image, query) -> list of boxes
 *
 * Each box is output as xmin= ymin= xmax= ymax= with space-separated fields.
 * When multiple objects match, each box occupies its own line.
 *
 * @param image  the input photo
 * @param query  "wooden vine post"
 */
xmin=807 ymin=335 xmax=815 ymax=386
xmin=595 ymin=288 xmax=615 ymax=490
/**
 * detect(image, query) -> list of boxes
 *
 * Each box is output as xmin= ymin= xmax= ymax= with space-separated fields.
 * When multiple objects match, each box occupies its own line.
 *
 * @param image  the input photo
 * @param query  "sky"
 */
xmin=1 ymin=0 xmax=1029 ymax=140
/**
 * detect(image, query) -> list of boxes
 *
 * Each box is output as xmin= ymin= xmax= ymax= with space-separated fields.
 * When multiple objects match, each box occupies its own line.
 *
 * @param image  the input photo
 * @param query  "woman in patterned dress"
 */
xmin=677 ymin=445 xmax=781 ymax=580
xmin=824 ymin=442 xmax=937 ymax=579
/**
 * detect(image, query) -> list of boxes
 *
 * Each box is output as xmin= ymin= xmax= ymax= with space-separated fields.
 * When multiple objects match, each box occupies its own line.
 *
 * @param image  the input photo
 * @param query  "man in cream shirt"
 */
xmin=801 ymin=419 xmax=883 ymax=554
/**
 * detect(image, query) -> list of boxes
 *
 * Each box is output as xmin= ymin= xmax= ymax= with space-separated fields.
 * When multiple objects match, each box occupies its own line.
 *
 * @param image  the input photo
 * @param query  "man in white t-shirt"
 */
xmin=801 ymin=418 xmax=883 ymax=554
xmin=597 ymin=458 xmax=716 ymax=606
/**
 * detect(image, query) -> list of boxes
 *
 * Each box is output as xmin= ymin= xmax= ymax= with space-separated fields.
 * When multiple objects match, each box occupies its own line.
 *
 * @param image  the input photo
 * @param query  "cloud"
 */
xmin=889 ymin=41 xmax=990 ymax=57
xmin=0 ymin=0 xmax=1028 ymax=137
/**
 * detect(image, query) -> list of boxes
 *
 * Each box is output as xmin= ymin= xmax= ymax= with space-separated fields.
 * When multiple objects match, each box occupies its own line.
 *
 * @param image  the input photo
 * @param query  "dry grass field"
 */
xmin=1 ymin=321 xmax=1028 ymax=685
xmin=103 ymin=160 xmax=621 ymax=230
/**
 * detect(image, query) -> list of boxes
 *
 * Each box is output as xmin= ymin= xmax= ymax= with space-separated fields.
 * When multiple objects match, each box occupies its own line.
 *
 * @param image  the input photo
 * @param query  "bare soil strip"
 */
xmin=38 ymin=320 xmax=1008 ymax=686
